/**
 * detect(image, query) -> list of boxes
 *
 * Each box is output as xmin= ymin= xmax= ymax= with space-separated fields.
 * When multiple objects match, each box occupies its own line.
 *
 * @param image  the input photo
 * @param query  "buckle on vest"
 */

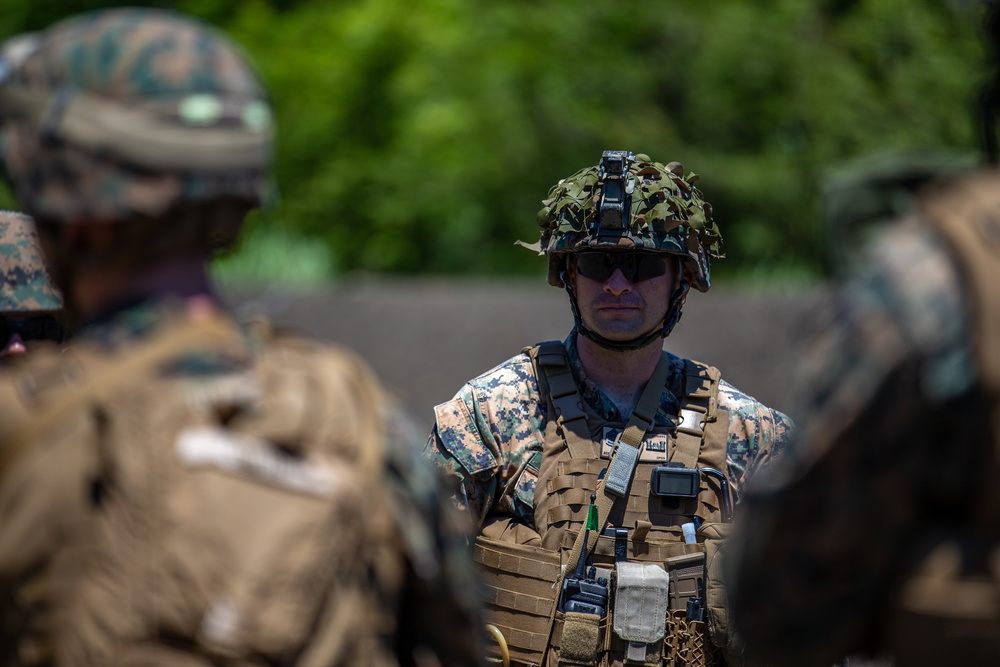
xmin=676 ymin=408 xmax=705 ymax=436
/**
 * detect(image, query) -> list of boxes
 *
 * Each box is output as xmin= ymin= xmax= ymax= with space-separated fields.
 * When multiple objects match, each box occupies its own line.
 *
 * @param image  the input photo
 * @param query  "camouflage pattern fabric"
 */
xmin=0 ymin=298 xmax=484 ymax=666
xmin=0 ymin=211 xmax=61 ymax=313
xmin=0 ymin=8 xmax=273 ymax=224
xmin=424 ymin=332 xmax=793 ymax=528
xmin=533 ymin=153 xmax=723 ymax=291
xmin=727 ymin=219 xmax=976 ymax=666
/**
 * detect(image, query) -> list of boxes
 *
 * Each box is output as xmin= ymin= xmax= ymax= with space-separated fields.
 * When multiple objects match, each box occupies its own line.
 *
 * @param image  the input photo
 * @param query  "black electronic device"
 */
xmin=650 ymin=462 xmax=700 ymax=499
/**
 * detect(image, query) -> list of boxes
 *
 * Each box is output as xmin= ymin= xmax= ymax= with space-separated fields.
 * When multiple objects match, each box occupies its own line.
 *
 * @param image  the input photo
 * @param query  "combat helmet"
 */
xmin=0 ymin=7 xmax=274 ymax=239
xmin=531 ymin=150 xmax=723 ymax=349
xmin=0 ymin=210 xmax=61 ymax=313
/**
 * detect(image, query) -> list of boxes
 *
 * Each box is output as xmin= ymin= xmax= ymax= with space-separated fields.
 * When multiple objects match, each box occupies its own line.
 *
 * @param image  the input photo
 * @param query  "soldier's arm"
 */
xmin=716 ymin=381 xmax=795 ymax=494
xmin=424 ymin=385 xmax=504 ymax=530
xmin=387 ymin=412 xmax=487 ymax=667
xmin=727 ymin=222 xmax=975 ymax=665
xmin=423 ymin=355 xmax=546 ymax=530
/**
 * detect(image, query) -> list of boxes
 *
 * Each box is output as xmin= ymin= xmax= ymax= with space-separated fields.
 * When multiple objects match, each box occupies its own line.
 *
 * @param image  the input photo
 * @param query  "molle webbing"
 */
xmin=475 ymin=535 xmax=562 ymax=666
xmin=535 ymin=342 xmax=595 ymax=459
xmin=920 ymin=170 xmax=1000 ymax=394
xmin=565 ymin=349 xmax=673 ymax=578
xmin=531 ymin=342 xmax=728 ymax=552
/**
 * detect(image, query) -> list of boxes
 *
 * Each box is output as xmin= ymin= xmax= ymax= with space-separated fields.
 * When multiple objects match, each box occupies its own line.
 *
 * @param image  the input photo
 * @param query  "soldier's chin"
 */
xmin=587 ymin=321 xmax=657 ymax=342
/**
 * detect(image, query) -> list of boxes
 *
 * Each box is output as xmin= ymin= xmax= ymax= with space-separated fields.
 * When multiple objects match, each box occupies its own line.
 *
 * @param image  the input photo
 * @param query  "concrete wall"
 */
xmin=223 ymin=279 xmax=825 ymax=433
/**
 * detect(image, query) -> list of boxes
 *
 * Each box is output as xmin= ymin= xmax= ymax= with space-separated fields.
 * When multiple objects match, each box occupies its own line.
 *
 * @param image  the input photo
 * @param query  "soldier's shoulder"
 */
xmin=716 ymin=380 xmax=794 ymax=439
xmin=861 ymin=218 xmax=965 ymax=320
xmin=445 ymin=350 xmax=538 ymax=407
xmin=0 ymin=341 xmax=104 ymax=453
xmin=841 ymin=219 xmax=974 ymax=401
xmin=467 ymin=351 xmax=536 ymax=388
xmin=717 ymin=380 xmax=773 ymax=415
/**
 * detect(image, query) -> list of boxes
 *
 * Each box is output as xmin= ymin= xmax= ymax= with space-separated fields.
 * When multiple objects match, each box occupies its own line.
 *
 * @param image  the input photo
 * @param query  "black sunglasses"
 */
xmin=573 ymin=252 xmax=671 ymax=283
xmin=0 ymin=315 xmax=66 ymax=346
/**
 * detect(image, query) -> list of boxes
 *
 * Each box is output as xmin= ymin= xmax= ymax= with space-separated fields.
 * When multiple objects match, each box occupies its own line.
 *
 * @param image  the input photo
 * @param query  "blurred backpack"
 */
xmin=0 ymin=315 xmax=406 ymax=666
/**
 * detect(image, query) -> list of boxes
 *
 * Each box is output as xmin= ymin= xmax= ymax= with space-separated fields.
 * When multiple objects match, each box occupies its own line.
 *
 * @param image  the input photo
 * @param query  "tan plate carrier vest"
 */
xmin=0 ymin=316 xmax=402 ymax=667
xmin=885 ymin=171 xmax=1000 ymax=665
xmin=475 ymin=341 xmax=733 ymax=667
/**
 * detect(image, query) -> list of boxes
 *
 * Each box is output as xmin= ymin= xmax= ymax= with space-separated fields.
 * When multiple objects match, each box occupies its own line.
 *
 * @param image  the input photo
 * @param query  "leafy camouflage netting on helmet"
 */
xmin=533 ymin=153 xmax=723 ymax=291
xmin=0 ymin=211 xmax=61 ymax=313
xmin=0 ymin=7 xmax=274 ymax=224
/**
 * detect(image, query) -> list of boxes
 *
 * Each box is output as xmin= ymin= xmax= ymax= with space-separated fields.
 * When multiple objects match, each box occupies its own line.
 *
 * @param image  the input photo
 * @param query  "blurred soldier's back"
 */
xmin=0 ymin=8 xmax=482 ymax=666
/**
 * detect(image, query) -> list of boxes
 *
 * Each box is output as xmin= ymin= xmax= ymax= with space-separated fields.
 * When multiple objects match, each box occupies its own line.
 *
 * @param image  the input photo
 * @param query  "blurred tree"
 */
xmin=0 ymin=0 xmax=985 ymax=283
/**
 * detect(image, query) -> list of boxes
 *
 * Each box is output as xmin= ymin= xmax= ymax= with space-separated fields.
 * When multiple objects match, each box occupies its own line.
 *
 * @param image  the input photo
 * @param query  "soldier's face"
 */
xmin=569 ymin=252 xmax=679 ymax=342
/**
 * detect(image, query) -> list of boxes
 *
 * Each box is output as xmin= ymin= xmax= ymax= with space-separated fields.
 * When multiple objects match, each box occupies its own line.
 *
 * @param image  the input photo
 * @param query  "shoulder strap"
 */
xmin=529 ymin=341 xmax=593 ymax=459
xmin=563 ymin=351 xmax=673 ymax=573
xmin=0 ymin=315 xmax=244 ymax=478
xmin=671 ymin=359 xmax=722 ymax=469
xmin=920 ymin=170 xmax=1000 ymax=393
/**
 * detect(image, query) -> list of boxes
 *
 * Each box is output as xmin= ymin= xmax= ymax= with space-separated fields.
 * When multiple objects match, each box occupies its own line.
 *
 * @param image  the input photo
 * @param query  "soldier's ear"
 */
xmin=680 ymin=263 xmax=693 ymax=286
xmin=566 ymin=256 xmax=578 ymax=284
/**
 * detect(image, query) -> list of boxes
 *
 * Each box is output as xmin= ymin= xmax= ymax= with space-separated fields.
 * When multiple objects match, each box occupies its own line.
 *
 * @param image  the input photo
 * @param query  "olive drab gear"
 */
xmin=475 ymin=339 xmax=736 ymax=667
xmin=0 ymin=211 xmax=61 ymax=313
xmin=883 ymin=170 xmax=1000 ymax=666
xmin=0 ymin=8 xmax=274 ymax=231
xmin=525 ymin=151 xmax=724 ymax=351
xmin=0 ymin=314 xmax=417 ymax=666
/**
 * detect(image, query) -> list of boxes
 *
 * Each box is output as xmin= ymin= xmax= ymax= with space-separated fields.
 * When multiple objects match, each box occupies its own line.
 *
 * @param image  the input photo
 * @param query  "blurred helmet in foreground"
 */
xmin=0 ymin=7 xmax=274 ymax=244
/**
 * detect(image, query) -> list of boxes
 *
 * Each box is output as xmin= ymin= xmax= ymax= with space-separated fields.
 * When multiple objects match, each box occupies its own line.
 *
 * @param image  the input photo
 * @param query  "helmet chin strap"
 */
xmin=563 ymin=271 xmax=690 ymax=352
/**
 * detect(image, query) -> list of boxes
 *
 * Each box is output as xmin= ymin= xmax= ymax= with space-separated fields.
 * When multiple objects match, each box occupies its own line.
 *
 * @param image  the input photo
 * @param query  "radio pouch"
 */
xmin=613 ymin=562 xmax=670 ymax=665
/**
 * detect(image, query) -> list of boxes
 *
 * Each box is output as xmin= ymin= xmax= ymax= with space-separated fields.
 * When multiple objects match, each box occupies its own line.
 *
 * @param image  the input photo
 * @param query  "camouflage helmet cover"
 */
xmin=0 ymin=7 xmax=274 ymax=224
xmin=534 ymin=151 xmax=723 ymax=291
xmin=0 ymin=211 xmax=62 ymax=313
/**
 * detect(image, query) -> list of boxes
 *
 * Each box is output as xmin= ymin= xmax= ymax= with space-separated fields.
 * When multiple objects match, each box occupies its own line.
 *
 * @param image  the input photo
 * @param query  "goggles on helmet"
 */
xmin=573 ymin=251 xmax=672 ymax=284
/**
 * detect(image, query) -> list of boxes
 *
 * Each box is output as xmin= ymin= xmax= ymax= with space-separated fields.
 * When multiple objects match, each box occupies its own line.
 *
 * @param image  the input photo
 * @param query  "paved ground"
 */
xmin=222 ymin=278 xmax=826 ymax=432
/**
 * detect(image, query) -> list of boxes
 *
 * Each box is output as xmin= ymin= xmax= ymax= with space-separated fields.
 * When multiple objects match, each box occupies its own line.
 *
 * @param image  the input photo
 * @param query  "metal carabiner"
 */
xmin=484 ymin=623 xmax=510 ymax=667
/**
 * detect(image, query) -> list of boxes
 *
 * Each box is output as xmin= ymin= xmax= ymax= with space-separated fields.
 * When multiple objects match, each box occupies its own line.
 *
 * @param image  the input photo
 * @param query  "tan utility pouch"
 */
xmin=613 ymin=562 xmax=670 ymax=665
xmin=699 ymin=521 xmax=751 ymax=666
xmin=475 ymin=520 xmax=561 ymax=666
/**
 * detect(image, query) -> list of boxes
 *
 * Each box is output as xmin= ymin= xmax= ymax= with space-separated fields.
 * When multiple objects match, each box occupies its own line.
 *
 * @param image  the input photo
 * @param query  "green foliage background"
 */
xmin=0 ymin=0 xmax=987 ymax=284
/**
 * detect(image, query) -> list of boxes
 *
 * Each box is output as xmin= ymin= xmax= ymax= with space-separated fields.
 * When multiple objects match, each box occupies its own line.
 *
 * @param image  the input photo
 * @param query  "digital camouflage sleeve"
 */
xmin=424 ymin=333 xmax=794 ymax=529
xmin=728 ymin=220 xmax=976 ymax=666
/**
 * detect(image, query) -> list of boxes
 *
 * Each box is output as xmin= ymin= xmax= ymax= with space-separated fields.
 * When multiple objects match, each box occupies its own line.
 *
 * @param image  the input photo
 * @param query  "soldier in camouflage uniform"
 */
xmin=0 ymin=8 xmax=482 ymax=666
xmin=0 ymin=211 xmax=64 ymax=359
xmin=424 ymin=151 xmax=792 ymax=667
xmin=728 ymin=164 xmax=1000 ymax=666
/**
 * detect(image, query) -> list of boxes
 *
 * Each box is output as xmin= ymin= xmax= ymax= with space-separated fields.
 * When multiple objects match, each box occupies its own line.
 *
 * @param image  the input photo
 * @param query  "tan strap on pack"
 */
xmin=563 ymin=352 xmax=673 ymax=586
xmin=0 ymin=314 xmax=242 ymax=478
xmin=920 ymin=170 xmax=1000 ymax=394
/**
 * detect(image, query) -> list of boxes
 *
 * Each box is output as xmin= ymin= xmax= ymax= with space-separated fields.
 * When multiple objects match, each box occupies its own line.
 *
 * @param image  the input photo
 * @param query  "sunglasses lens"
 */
xmin=575 ymin=253 xmax=669 ymax=283
xmin=575 ymin=253 xmax=613 ymax=282
xmin=632 ymin=254 xmax=670 ymax=282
